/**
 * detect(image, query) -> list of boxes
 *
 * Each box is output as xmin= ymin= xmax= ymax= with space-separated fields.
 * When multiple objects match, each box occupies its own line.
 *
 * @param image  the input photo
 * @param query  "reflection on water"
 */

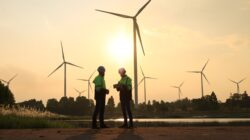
xmin=68 ymin=118 xmax=250 ymax=123
xmin=109 ymin=118 xmax=250 ymax=123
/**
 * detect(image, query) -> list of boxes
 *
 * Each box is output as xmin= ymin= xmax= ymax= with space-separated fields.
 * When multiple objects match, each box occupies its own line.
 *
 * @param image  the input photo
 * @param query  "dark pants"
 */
xmin=120 ymin=98 xmax=133 ymax=126
xmin=92 ymin=91 xmax=106 ymax=126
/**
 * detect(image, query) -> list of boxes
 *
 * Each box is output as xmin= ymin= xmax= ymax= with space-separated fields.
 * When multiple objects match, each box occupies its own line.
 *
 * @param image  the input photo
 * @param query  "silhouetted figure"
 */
xmin=92 ymin=66 xmax=109 ymax=129
xmin=114 ymin=68 xmax=133 ymax=128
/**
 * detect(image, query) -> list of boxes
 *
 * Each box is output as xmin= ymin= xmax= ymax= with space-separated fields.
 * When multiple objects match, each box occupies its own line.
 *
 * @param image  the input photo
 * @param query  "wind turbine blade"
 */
xmin=171 ymin=86 xmax=178 ymax=88
xmin=239 ymin=78 xmax=246 ymax=83
xmin=60 ymin=41 xmax=65 ymax=62
xmin=187 ymin=71 xmax=201 ymax=73
xmin=81 ymin=90 xmax=86 ymax=93
xmin=180 ymin=81 xmax=184 ymax=87
xmin=146 ymin=77 xmax=157 ymax=80
xmin=140 ymin=66 xmax=145 ymax=77
xmin=74 ymin=88 xmax=80 ymax=93
xmin=66 ymin=62 xmax=83 ymax=69
xmin=229 ymin=79 xmax=237 ymax=84
xmin=95 ymin=9 xmax=132 ymax=18
xmin=0 ymin=79 xmax=7 ymax=83
xmin=202 ymin=59 xmax=209 ymax=71
xmin=89 ymin=82 xmax=93 ymax=93
xmin=135 ymin=0 xmax=152 ymax=17
xmin=135 ymin=22 xmax=145 ymax=56
xmin=48 ymin=63 xmax=64 ymax=77
xmin=138 ymin=78 xmax=144 ymax=87
xmin=8 ymin=74 xmax=18 ymax=83
xmin=78 ymin=79 xmax=88 ymax=82
xmin=202 ymin=73 xmax=210 ymax=84
xmin=89 ymin=71 xmax=96 ymax=80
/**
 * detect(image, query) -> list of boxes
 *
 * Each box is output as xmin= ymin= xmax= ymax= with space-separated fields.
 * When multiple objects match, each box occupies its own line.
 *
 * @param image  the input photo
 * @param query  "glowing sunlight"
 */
xmin=107 ymin=32 xmax=132 ymax=64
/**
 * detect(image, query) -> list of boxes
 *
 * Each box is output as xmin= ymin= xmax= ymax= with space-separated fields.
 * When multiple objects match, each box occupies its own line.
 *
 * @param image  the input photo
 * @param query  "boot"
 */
xmin=128 ymin=122 xmax=134 ymax=129
xmin=100 ymin=123 xmax=109 ymax=128
xmin=119 ymin=123 xmax=128 ymax=128
xmin=92 ymin=123 xmax=99 ymax=129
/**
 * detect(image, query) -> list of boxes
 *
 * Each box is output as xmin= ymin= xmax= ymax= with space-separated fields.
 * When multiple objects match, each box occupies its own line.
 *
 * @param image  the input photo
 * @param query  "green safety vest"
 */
xmin=93 ymin=75 xmax=106 ymax=91
xmin=118 ymin=75 xmax=132 ymax=90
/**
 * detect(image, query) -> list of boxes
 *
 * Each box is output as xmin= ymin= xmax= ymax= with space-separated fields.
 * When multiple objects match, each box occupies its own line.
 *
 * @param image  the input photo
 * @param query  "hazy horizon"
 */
xmin=1 ymin=0 xmax=250 ymax=104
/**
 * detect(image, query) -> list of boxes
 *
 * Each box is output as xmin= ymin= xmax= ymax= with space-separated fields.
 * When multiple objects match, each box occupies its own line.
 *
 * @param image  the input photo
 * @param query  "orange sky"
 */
xmin=0 ymin=0 xmax=250 ymax=104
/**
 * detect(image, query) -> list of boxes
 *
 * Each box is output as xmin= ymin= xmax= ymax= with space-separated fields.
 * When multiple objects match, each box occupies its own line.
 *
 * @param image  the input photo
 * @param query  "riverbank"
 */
xmin=0 ymin=127 xmax=250 ymax=140
xmin=64 ymin=118 xmax=250 ymax=128
xmin=2 ymin=114 xmax=250 ymax=129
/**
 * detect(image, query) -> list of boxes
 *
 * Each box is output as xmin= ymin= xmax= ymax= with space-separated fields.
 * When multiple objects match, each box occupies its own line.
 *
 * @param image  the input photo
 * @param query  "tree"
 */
xmin=46 ymin=96 xmax=93 ymax=116
xmin=18 ymin=99 xmax=45 ymax=111
xmin=75 ymin=96 xmax=91 ymax=116
xmin=106 ymin=96 xmax=115 ymax=115
xmin=0 ymin=81 xmax=15 ymax=105
xmin=46 ymin=98 xmax=59 ymax=113
xmin=192 ymin=92 xmax=219 ymax=111
xmin=226 ymin=91 xmax=250 ymax=108
xmin=210 ymin=91 xmax=219 ymax=110
xmin=146 ymin=100 xmax=153 ymax=112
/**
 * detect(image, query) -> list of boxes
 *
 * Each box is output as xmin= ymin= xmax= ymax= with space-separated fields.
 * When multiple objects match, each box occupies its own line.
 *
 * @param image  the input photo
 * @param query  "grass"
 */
xmin=0 ymin=105 xmax=63 ymax=118
xmin=0 ymin=106 xmax=72 ymax=129
xmin=0 ymin=115 xmax=72 ymax=129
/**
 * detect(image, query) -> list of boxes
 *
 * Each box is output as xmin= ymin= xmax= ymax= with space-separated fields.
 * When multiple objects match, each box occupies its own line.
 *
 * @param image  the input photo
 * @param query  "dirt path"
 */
xmin=0 ymin=127 xmax=250 ymax=140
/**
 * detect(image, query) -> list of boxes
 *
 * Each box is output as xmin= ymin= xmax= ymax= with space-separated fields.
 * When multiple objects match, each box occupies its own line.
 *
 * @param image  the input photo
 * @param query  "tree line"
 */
xmin=17 ymin=91 xmax=250 ymax=117
xmin=1 ymin=81 xmax=250 ymax=117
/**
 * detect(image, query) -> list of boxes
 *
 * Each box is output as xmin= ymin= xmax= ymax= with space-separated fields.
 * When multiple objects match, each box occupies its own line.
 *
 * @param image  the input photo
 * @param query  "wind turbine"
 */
xmin=0 ymin=74 xmax=18 ymax=87
xmin=138 ymin=66 xmax=156 ymax=103
xmin=171 ymin=82 xmax=184 ymax=100
xmin=188 ymin=59 xmax=210 ymax=97
xmin=229 ymin=78 xmax=246 ymax=94
xmin=96 ymin=0 xmax=152 ymax=107
xmin=78 ymin=71 xmax=95 ymax=100
xmin=48 ymin=41 xmax=83 ymax=97
xmin=74 ymin=88 xmax=85 ymax=97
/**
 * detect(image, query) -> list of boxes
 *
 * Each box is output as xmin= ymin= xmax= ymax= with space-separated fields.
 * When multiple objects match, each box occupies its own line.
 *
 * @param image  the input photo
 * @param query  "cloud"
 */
xmin=214 ymin=34 xmax=250 ymax=50
xmin=144 ymin=24 xmax=250 ymax=52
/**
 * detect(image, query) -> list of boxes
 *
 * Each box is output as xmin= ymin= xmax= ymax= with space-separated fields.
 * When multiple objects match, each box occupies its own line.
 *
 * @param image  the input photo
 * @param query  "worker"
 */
xmin=92 ymin=66 xmax=109 ymax=129
xmin=113 ymin=68 xmax=134 ymax=128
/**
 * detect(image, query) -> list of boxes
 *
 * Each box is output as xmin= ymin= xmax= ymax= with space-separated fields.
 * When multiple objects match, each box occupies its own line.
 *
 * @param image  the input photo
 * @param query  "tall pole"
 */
xmin=88 ymin=82 xmax=90 ymax=100
xmin=201 ymin=73 xmax=203 ymax=98
xmin=237 ymin=84 xmax=240 ymax=94
xmin=178 ymin=89 xmax=180 ymax=100
xmin=64 ymin=64 xmax=67 ymax=97
xmin=144 ymin=78 xmax=146 ymax=103
xmin=133 ymin=19 xmax=138 ymax=107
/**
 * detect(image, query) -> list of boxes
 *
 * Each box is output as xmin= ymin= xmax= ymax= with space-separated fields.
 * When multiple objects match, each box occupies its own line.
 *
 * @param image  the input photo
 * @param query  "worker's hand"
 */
xmin=105 ymin=89 xmax=110 ymax=95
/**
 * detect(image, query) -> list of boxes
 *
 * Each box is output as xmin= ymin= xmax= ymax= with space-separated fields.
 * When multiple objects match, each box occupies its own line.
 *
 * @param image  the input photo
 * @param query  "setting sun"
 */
xmin=107 ymin=32 xmax=132 ymax=64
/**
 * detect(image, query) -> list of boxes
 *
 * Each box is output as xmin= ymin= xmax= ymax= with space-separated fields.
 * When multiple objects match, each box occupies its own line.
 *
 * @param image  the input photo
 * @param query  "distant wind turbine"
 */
xmin=74 ymin=88 xmax=85 ymax=97
xmin=188 ymin=59 xmax=210 ymax=97
xmin=78 ymin=71 xmax=95 ymax=100
xmin=96 ymin=0 xmax=152 ymax=107
xmin=229 ymin=78 xmax=246 ymax=94
xmin=171 ymin=82 xmax=184 ymax=100
xmin=138 ymin=66 xmax=156 ymax=103
xmin=0 ymin=74 xmax=18 ymax=87
xmin=48 ymin=41 xmax=83 ymax=97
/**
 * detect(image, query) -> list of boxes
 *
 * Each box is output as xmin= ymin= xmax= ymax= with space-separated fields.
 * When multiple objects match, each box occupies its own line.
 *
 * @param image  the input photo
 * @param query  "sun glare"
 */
xmin=107 ymin=32 xmax=132 ymax=64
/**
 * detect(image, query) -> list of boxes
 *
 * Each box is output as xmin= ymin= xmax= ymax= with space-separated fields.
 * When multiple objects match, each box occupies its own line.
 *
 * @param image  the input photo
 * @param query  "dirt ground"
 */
xmin=0 ymin=127 xmax=250 ymax=140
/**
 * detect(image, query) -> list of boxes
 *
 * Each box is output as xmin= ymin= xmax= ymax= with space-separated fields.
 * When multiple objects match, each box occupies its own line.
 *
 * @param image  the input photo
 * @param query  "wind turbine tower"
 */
xmin=96 ymin=0 xmax=152 ymax=107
